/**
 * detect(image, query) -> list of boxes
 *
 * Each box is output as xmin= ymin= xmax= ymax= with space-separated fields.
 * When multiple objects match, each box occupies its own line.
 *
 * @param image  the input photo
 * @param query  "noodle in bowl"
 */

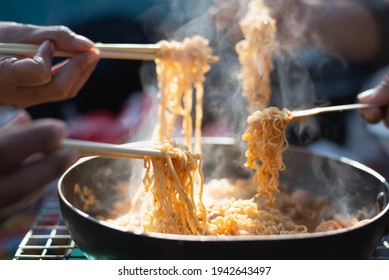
xmin=58 ymin=137 xmax=389 ymax=259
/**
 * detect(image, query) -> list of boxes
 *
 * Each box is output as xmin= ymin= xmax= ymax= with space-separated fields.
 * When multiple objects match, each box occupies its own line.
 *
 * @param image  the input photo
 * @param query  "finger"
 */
xmin=51 ymin=58 xmax=95 ymax=93
xmin=0 ymin=147 xmax=78 ymax=209
xmin=31 ymin=26 xmax=94 ymax=52
xmin=0 ymin=40 xmax=54 ymax=86
xmin=358 ymin=84 xmax=389 ymax=124
xmin=0 ymin=110 xmax=31 ymax=130
xmin=3 ymin=23 xmax=94 ymax=52
xmin=51 ymin=58 xmax=70 ymax=75
xmin=0 ymin=119 xmax=67 ymax=171
xmin=358 ymin=69 xmax=389 ymax=104
xmin=67 ymin=60 xmax=99 ymax=98
xmin=358 ymin=88 xmax=389 ymax=105
xmin=43 ymin=48 xmax=100 ymax=100
xmin=359 ymin=107 xmax=384 ymax=124
xmin=9 ymin=49 xmax=99 ymax=107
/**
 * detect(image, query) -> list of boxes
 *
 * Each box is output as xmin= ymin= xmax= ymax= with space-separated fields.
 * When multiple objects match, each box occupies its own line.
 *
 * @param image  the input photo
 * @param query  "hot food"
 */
xmin=78 ymin=0 xmax=367 ymax=236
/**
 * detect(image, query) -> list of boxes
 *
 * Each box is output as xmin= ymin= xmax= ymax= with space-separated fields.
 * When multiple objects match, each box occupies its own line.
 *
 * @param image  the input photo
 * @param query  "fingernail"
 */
xmin=87 ymin=48 xmax=100 ymax=64
xmin=41 ymin=40 xmax=55 ymax=52
xmin=357 ymin=89 xmax=375 ymax=100
xmin=74 ymin=34 xmax=94 ymax=48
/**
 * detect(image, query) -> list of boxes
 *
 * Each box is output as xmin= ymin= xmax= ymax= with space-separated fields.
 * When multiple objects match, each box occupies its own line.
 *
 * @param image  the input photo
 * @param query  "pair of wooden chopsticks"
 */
xmin=62 ymin=138 xmax=170 ymax=159
xmin=63 ymin=103 xmax=374 ymax=159
xmin=0 ymin=42 xmax=159 ymax=60
xmin=62 ymin=139 xmax=206 ymax=161
xmin=291 ymin=103 xmax=375 ymax=119
xmin=0 ymin=42 xmax=220 ymax=62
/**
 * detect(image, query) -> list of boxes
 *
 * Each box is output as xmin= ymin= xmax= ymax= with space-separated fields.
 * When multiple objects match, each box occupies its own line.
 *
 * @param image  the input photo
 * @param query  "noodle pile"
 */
xmin=205 ymin=197 xmax=306 ymax=235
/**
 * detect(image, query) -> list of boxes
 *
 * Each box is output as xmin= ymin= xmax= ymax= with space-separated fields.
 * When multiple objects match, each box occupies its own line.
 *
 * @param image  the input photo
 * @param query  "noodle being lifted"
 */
xmin=142 ymin=141 xmax=207 ymax=235
xmin=242 ymin=107 xmax=293 ymax=207
xmin=140 ymin=36 xmax=216 ymax=235
xmin=237 ymin=1 xmax=292 ymax=207
xmin=153 ymin=36 xmax=217 ymax=153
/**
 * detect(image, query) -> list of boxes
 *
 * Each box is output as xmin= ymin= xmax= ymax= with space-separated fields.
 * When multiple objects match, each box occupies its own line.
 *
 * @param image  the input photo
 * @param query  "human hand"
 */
xmin=0 ymin=22 xmax=100 ymax=108
xmin=358 ymin=71 xmax=389 ymax=126
xmin=0 ymin=110 xmax=78 ymax=217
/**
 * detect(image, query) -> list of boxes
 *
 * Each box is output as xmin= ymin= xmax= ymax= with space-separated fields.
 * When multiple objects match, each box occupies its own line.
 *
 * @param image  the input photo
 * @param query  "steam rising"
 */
xmin=138 ymin=0 xmax=245 ymax=142
xmin=137 ymin=0 xmax=327 ymax=145
xmin=139 ymin=0 xmax=383 ymax=215
xmin=310 ymin=154 xmax=380 ymax=218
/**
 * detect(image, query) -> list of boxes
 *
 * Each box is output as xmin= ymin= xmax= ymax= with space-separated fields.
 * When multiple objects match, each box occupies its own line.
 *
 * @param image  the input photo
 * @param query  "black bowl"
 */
xmin=58 ymin=138 xmax=389 ymax=259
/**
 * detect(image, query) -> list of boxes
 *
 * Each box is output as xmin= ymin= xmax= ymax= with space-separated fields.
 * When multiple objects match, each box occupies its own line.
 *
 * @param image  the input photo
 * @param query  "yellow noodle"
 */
xmin=141 ymin=36 xmax=214 ymax=235
xmin=242 ymin=107 xmax=293 ymax=207
xmin=142 ymin=141 xmax=206 ymax=235
xmin=153 ymin=35 xmax=215 ymax=153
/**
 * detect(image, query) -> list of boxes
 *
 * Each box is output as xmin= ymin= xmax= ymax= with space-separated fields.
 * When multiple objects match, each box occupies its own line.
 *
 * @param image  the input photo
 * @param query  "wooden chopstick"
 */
xmin=291 ymin=103 xmax=376 ymax=118
xmin=62 ymin=138 xmax=171 ymax=159
xmin=0 ymin=42 xmax=219 ymax=62
xmin=0 ymin=42 xmax=159 ymax=60
xmin=94 ymin=43 xmax=159 ymax=53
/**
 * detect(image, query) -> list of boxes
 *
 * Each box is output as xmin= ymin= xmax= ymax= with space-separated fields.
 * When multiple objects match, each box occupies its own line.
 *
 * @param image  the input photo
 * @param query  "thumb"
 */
xmin=358 ymin=71 xmax=389 ymax=104
xmin=357 ymin=71 xmax=389 ymax=124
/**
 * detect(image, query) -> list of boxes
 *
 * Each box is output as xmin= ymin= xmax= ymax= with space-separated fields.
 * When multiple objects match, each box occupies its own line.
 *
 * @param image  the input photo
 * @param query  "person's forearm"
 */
xmin=304 ymin=1 xmax=381 ymax=64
